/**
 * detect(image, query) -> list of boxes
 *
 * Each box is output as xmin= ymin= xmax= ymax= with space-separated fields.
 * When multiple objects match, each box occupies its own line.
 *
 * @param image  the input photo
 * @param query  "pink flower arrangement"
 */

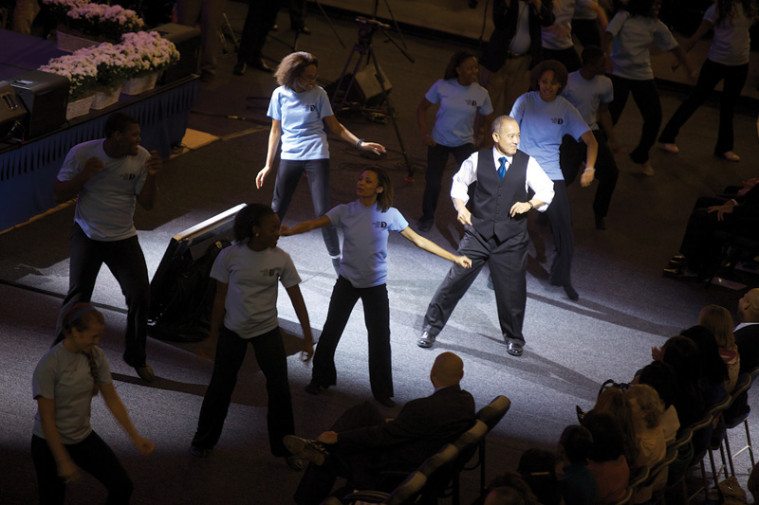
xmin=119 ymin=31 xmax=180 ymax=75
xmin=41 ymin=0 xmax=90 ymax=19
xmin=39 ymin=53 xmax=98 ymax=99
xmin=63 ymin=3 xmax=145 ymax=41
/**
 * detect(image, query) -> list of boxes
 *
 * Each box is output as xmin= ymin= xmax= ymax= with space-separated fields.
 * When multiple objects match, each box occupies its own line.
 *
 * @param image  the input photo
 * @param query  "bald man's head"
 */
xmin=430 ymin=352 xmax=464 ymax=389
xmin=739 ymin=288 xmax=759 ymax=323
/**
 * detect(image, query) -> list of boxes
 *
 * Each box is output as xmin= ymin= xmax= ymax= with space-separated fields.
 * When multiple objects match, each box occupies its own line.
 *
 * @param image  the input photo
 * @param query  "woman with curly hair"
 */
xmin=416 ymin=51 xmax=494 ymax=231
xmin=659 ymin=0 xmax=755 ymax=162
xmin=510 ymin=59 xmax=598 ymax=301
xmin=698 ymin=304 xmax=741 ymax=392
xmin=256 ymin=51 xmax=386 ymax=272
xmin=626 ymin=384 xmax=666 ymax=502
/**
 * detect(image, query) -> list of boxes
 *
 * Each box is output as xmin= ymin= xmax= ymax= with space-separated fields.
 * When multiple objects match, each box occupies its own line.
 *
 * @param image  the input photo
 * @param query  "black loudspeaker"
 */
xmin=0 ymin=82 xmax=28 ymax=139
xmin=11 ymin=70 xmax=69 ymax=139
xmin=153 ymin=23 xmax=201 ymax=85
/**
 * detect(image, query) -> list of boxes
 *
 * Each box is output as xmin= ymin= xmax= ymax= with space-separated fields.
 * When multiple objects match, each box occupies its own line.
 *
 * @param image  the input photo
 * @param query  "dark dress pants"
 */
xmin=272 ymin=158 xmax=340 ymax=257
xmin=678 ymin=196 xmax=737 ymax=277
xmin=293 ymin=402 xmax=386 ymax=504
xmin=560 ymin=129 xmax=619 ymax=218
xmin=424 ymin=227 xmax=529 ymax=343
xmin=540 ymin=47 xmax=582 ymax=72
xmin=192 ymin=326 xmax=294 ymax=457
xmin=608 ymin=75 xmax=661 ymax=164
xmin=421 ymin=143 xmax=476 ymax=222
xmin=659 ymin=60 xmax=748 ymax=156
xmin=58 ymin=224 xmax=149 ymax=368
xmin=545 ymin=182 xmax=574 ymax=287
xmin=288 ymin=0 xmax=307 ymax=30
xmin=237 ymin=0 xmax=281 ymax=64
xmin=311 ymin=277 xmax=393 ymax=400
xmin=572 ymin=18 xmax=601 ymax=47
xmin=32 ymin=432 xmax=133 ymax=505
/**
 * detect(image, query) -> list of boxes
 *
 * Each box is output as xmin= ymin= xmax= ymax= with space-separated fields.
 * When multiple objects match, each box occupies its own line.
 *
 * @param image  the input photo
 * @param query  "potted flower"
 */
xmin=77 ymin=43 xmax=132 ymax=109
xmin=119 ymin=31 xmax=180 ymax=95
xmin=62 ymin=4 xmax=145 ymax=42
xmin=41 ymin=0 xmax=90 ymax=20
xmin=38 ymin=53 xmax=98 ymax=119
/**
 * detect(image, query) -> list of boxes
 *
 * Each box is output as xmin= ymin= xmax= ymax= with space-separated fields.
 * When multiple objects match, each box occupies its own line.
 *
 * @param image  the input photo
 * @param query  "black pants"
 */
xmin=545 ymin=182 xmax=574 ymax=286
xmin=424 ymin=227 xmax=529 ymax=343
xmin=659 ymin=59 xmax=748 ymax=156
xmin=192 ymin=326 xmax=294 ymax=456
xmin=31 ymin=432 xmax=133 ymax=505
xmin=560 ymin=129 xmax=619 ymax=218
xmin=421 ymin=143 xmax=475 ymax=223
xmin=311 ymin=277 xmax=393 ymax=400
xmin=58 ymin=224 xmax=149 ymax=368
xmin=608 ymin=76 xmax=660 ymax=164
xmin=540 ymin=46 xmax=582 ymax=73
xmin=294 ymin=402 xmax=386 ymax=505
xmin=288 ymin=0 xmax=306 ymax=30
xmin=237 ymin=0 xmax=282 ymax=63
xmin=572 ymin=18 xmax=601 ymax=47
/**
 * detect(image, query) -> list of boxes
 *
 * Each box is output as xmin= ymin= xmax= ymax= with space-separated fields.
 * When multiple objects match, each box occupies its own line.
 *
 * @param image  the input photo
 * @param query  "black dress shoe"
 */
xmin=375 ymin=396 xmax=396 ymax=408
xmin=233 ymin=61 xmax=247 ymax=76
xmin=293 ymin=25 xmax=311 ymax=35
xmin=506 ymin=341 xmax=524 ymax=357
xmin=417 ymin=218 xmax=433 ymax=232
xmin=595 ymin=215 xmax=606 ymax=230
xmin=564 ymin=284 xmax=579 ymax=301
xmin=251 ymin=57 xmax=273 ymax=73
xmin=304 ymin=382 xmax=327 ymax=395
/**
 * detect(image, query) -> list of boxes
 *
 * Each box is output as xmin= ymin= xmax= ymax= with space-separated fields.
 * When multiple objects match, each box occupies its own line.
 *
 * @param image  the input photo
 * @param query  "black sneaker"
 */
xmin=190 ymin=445 xmax=211 ymax=458
xmin=417 ymin=218 xmax=433 ymax=232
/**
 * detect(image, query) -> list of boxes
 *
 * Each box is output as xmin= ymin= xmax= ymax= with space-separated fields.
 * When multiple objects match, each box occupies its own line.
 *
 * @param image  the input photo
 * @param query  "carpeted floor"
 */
xmin=1 ymin=2 xmax=758 ymax=504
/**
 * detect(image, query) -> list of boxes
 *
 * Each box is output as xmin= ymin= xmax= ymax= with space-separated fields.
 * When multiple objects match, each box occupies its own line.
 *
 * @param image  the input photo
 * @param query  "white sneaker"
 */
xmin=640 ymin=161 xmax=655 ymax=176
xmin=659 ymin=143 xmax=679 ymax=154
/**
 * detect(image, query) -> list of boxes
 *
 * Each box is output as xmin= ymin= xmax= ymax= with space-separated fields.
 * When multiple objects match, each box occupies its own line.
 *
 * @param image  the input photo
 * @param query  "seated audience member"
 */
xmin=558 ymin=424 xmax=597 ymax=505
xmin=699 ymin=304 xmax=741 ymax=392
xmin=736 ymin=288 xmax=759 ymax=373
xmin=651 ymin=336 xmax=707 ymax=429
xmin=582 ymin=411 xmax=631 ymax=505
xmin=478 ymin=472 xmax=541 ymax=505
xmin=285 ymin=352 xmax=475 ymax=505
xmin=664 ymin=176 xmax=759 ymax=280
xmin=517 ymin=449 xmax=561 ymax=505
xmin=590 ymin=386 xmax=639 ymax=468
xmin=626 ymin=384 xmax=667 ymax=503
xmin=633 ymin=362 xmax=680 ymax=442
xmin=680 ymin=325 xmax=729 ymax=408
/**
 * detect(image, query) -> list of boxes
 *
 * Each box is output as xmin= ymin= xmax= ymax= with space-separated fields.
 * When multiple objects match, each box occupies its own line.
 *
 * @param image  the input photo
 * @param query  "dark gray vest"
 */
xmin=472 ymin=148 xmax=529 ymax=241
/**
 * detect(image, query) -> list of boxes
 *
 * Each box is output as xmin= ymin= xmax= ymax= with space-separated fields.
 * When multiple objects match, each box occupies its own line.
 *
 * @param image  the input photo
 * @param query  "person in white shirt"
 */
xmin=659 ymin=0 xmax=754 ymax=162
xmin=604 ymin=0 xmax=694 ymax=176
xmin=418 ymin=115 xmax=555 ymax=358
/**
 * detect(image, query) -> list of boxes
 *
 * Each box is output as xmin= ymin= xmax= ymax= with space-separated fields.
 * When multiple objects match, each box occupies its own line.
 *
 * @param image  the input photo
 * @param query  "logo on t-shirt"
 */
xmin=465 ymin=99 xmax=478 ymax=107
xmin=551 ymin=117 xmax=564 ymax=125
xmin=305 ymin=104 xmax=316 ymax=112
xmin=372 ymin=221 xmax=388 ymax=229
xmin=121 ymin=172 xmax=137 ymax=181
xmin=260 ymin=268 xmax=281 ymax=277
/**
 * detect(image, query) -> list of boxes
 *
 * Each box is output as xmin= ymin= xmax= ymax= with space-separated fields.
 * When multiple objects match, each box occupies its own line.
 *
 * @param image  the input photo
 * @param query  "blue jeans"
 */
xmin=272 ymin=158 xmax=340 ymax=257
xmin=32 ymin=432 xmax=133 ymax=505
xmin=192 ymin=326 xmax=294 ymax=456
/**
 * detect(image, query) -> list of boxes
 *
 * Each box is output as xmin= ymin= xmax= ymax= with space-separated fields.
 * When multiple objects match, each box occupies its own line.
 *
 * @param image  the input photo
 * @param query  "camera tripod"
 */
xmin=331 ymin=17 xmax=415 ymax=180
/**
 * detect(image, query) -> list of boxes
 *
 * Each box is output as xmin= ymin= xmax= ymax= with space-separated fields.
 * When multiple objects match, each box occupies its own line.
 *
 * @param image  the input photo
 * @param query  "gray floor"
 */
xmin=1 ymin=2 xmax=758 ymax=504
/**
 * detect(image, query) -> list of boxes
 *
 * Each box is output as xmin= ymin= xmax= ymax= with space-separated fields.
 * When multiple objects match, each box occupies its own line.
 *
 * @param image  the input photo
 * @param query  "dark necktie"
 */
xmin=498 ymin=157 xmax=507 ymax=182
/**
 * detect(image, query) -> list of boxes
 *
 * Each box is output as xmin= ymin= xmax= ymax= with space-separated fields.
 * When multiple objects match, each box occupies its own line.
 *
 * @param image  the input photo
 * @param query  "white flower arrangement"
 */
xmin=76 ymin=43 xmax=132 ymax=89
xmin=119 ymin=31 xmax=180 ymax=76
xmin=63 ymin=3 xmax=145 ymax=41
xmin=39 ymin=53 xmax=98 ymax=99
xmin=42 ymin=0 xmax=90 ymax=19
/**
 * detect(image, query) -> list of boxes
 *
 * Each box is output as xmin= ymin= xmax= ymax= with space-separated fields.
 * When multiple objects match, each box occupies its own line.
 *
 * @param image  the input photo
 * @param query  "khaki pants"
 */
xmin=12 ymin=0 xmax=40 ymax=34
xmin=485 ymin=55 xmax=531 ymax=117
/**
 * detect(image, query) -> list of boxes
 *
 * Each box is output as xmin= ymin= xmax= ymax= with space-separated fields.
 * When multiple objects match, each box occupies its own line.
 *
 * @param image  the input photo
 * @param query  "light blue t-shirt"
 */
xmin=267 ymin=85 xmax=333 ymax=160
xmin=326 ymin=201 xmax=409 ymax=288
xmin=510 ymin=91 xmax=590 ymax=180
xmin=562 ymin=71 xmax=614 ymax=131
xmin=210 ymin=243 xmax=301 ymax=339
xmin=606 ymin=11 xmax=678 ymax=80
xmin=426 ymin=79 xmax=494 ymax=147
xmin=704 ymin=3 xmax=751 ymax=66
xmin=33 ymin=343 xmax=112 ymax=444
xmin=57 ymin=139 xmax=150 ymax=241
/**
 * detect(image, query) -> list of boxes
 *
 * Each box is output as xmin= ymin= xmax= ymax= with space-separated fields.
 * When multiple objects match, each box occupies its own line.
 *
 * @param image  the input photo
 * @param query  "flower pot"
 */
xmin=56 ymin=27 xmax=99 ymax=52
xmin=91 ymin=85 xmax=123 ymax=110
xmin=121 ymin=72 xmax=159 ymax=96
xmin=66 ymin=94 xmax=95 ymax=120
